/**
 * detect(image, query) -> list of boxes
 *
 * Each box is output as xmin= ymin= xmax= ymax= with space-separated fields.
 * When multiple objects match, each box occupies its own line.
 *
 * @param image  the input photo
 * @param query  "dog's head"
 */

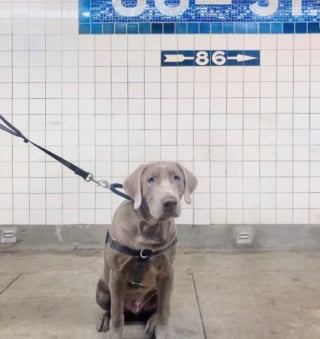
xmin=124 ymin=162 xmax=197 ymax=220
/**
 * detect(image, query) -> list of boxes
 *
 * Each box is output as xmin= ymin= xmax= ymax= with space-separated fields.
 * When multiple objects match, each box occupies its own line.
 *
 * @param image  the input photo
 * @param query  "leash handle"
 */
xmin=0 ymin=114 xmax=28 ymax=141
xmin=0 ymin=114 xmax=92 ymax=181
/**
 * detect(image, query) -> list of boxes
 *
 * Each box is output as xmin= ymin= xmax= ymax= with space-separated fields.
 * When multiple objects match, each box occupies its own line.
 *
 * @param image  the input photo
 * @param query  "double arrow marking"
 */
xmin=164 ymin=54 xmax=194 ymax=63
xmin=226 ymin=54 xmax=257 ymax=62
xmin=163 ymin=53 xmax=257 ymax=63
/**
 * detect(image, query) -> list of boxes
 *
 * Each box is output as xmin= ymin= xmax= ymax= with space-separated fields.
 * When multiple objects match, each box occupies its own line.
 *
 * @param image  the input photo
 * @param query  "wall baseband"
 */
xmin=1 ymin=224 xmax=320 ymax=251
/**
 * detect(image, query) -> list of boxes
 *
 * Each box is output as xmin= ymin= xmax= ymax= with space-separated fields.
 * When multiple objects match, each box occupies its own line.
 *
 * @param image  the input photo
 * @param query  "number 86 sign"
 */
xmin=161 ymin=50 xmax=260 ymax=67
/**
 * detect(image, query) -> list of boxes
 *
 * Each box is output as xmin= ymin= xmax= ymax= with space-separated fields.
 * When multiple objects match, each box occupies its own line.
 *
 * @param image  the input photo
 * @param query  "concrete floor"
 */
xmin=0 ymin=250 xmax=320 ymax=339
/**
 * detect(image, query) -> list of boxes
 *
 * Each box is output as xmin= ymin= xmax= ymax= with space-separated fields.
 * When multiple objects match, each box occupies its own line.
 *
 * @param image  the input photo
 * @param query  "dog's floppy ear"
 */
xmin=178 ymin=163 xmax=197 ymax=204
xmin=123 ymin=164 xmax=146 ymax=209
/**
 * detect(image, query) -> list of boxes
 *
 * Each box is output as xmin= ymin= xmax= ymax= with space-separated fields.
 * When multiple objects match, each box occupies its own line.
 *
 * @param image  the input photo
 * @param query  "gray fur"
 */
xmin=96 ymin=161 xmax=197 ymax=339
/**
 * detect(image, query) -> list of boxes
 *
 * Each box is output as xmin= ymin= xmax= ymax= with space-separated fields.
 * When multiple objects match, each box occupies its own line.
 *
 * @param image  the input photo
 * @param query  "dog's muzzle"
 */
xmin=161 ymin=196 xmax=179 ymax=217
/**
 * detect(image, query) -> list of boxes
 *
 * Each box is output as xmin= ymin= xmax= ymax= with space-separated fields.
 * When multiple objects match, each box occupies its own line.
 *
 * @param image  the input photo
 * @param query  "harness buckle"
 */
xmin=130 ymin=281 xmax=144 ymax=288
xmin=139 ymin=248 xmax=153 ymax=259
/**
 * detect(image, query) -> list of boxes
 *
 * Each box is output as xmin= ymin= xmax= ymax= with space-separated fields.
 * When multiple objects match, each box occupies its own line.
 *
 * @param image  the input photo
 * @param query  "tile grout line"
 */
xmin=0 ymin=273 xmax=23 ymax=296
xmin=191 ymin=272 xmax=207 ymax=339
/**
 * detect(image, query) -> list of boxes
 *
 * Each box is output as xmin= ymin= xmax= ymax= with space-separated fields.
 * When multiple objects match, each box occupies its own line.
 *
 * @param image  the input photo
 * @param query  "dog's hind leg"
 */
xmin=96 ymin=278 xmax=111 ymax=332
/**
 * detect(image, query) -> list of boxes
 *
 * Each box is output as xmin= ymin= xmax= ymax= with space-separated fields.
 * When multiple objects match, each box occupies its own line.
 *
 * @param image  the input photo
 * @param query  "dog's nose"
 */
xmin=163 ymin=198 xmax=177 ymax=209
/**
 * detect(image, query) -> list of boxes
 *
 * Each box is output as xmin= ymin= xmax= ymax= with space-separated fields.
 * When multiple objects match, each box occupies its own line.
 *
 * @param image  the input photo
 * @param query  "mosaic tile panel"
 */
xmin=79 ymin=0 xmax=320 ymax=34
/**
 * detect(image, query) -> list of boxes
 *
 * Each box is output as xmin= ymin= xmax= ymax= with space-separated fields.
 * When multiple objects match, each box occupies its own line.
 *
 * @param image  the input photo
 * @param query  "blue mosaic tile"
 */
xmin=91 ymin=23 xmax=102 ymax=34
xmin=296 ymin=23 xmax=307 ymax=33
xmin=176 ymin=23 xmax=187 ymax=34
xmin=235 ymin=23 xmax=246 ymax=34
xmin=283 ymin=22 xmax=294 ymax=33
xmin=164 ymin=23 xmax=175 ymax=34
xmin=79 ymin=0 xmax=90 ymax=23
xmin=308 ymin=23 xmax=320 ymax=33
xmin=211 ymin=23 xmax=222 ymax=34
xmin=247 ymin=23 xmax=258 ymax=34
xmin=103 ymin=23 xmax=114 ymax=33
xmin=79 ymin=23 xmax=90 ymax=34
xmin=152 ymin=23 xmax=162 ymax=34
xmin=139 ymin=23 xmax=150 ymax=34
xmin=79 ymin=0 xmax=320 ymax=34
xmin=259 ymin=23 xmax=270 ymax=34
xmin=187 ymin=23 xmax=199 ymax=34
xmin=115 ymin=23 xmax=126 ymax=33
xmin=200 ymin=23 xmax=210 ymax=34
xmin=127 ymin=23 xmax=138 ymax=33
xmin=223 ymin=23 xmax=234 ymax=34
xmin=271 ymin=23 xmax=283 ymax=33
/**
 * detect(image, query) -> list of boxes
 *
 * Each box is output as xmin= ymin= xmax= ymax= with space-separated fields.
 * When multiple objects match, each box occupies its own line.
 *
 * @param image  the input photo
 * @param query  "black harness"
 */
xmin=105 ymin=231 xmax=177 ymax=288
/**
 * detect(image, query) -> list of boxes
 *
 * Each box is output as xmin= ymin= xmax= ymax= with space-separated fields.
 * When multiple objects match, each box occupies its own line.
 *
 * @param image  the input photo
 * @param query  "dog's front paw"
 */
xmin=145 ymin=316 xmax=169 ymax=339
xmin=145 ymin=313 xmax=156 ymax=338
xmin=96 ymin=311 xmax=110 ymax=332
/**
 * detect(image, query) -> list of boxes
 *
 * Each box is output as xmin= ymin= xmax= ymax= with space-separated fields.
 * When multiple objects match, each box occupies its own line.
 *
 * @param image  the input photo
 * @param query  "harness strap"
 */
xmin=131 ymin=259 xmax=148 ymax=288
xmin=105 ymin=231 xmax=177 ymax=288
xmin=105 ymin=231 xmax=177 ymax=260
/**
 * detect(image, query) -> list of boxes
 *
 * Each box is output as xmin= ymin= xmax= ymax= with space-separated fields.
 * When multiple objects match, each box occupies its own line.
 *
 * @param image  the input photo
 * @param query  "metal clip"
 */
xmin=85 ymin=173 xmax=94 ymax=182
xmin=129 ymin=281 xmax=144 ymax=288
xmin=139 ymin=248 xmax=153 ymax=259
xmin=95 ymin=180 xmax=110 ymax=189
xmin=85 ymin=173 xmax=110 ymax=189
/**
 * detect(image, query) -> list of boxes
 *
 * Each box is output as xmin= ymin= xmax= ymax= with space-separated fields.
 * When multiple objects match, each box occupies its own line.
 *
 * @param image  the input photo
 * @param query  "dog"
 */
xmin=96 ymin=161 xmax=197 ymax=339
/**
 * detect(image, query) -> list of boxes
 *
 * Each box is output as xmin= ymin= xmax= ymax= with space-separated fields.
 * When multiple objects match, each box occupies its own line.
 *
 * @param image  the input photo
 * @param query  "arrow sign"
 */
xmin=164 ymin=54 xmax=194 ymax=63
xmin=161 ymin=50 xmax=260 ymax=67
xmin=227 ymin=54 xmax=257 ymax=62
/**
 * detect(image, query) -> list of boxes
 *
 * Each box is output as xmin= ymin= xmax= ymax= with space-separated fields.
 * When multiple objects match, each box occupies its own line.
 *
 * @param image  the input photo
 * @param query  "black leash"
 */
xmin=0 ymin=114 xmax=132 ymax=201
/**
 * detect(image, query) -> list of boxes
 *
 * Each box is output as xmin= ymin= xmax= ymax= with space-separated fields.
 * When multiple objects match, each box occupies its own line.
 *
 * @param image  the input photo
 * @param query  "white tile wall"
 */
xmin=0 ymin=0 xmax=320 ymax=225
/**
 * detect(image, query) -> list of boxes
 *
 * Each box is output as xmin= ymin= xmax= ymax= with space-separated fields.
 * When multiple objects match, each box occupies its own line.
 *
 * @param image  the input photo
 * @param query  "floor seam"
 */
xmin=0 ymin=273 xmax=23 ymax=296
xmin=191 ymin=272 xmax=207 ymax=339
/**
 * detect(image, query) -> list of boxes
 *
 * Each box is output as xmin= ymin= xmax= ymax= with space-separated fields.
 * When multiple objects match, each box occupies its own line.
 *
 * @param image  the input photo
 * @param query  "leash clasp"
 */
xmin=85 ymin=173 xmax=110 ymax=189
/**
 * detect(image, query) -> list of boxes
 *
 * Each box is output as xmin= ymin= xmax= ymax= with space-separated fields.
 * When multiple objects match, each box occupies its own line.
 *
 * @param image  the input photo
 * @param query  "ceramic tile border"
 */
xmin=79 ymin=0 xmax=320 ymax=35
xmin=79 ymin=21 xmax=320 ymax=34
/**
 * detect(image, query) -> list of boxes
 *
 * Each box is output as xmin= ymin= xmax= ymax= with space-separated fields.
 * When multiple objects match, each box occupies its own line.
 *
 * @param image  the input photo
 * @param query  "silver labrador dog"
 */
xmin=96 ymin=161 xmax=197 ymax=339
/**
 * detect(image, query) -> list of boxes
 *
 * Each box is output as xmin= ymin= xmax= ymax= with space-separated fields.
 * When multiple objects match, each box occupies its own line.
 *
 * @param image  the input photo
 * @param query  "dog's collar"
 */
xmin=105 ymin=231 xmax=177 ymax=260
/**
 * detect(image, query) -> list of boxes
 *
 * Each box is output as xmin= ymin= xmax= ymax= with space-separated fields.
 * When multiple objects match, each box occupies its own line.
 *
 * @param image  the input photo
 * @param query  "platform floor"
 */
xmin=0 ymin=249 xmax=320 ymax=339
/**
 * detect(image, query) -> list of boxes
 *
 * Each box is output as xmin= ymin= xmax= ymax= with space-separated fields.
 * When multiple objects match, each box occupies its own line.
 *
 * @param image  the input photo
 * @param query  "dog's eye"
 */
xmin=147 ymin=177 xmax=155 ymax=184
xmin=174 ymin=175 xmax=181 ymax=182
